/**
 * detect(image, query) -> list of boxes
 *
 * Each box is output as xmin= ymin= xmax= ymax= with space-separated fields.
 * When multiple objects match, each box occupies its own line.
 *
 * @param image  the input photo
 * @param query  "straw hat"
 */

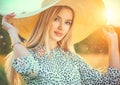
xmin=0 ymin=0 xmax=59 ymax=18
xmin=1 ymin=0 xmax=107 ymax=43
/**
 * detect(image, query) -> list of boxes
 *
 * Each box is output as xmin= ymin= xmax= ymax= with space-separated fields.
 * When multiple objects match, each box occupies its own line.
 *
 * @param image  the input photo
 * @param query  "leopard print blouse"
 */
xmin=12 ymin=45 xmax=120 ymax=85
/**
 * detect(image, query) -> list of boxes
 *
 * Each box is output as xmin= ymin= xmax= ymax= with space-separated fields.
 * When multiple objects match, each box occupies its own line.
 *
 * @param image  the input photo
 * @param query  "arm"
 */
xmin=71 ymin=26 xmax=120 ymax=84
xmin=2 ymin=13 xmax=39 ymax=77
xmin=77 ymin=26 xmax=120 ymax=84
xmin=71 ymin=53 xmax=120 ymax=85
xmin=103 ymin=26 xmax=120 ymax=70
xmin=2 ymin=13 xmax=29 ymax=57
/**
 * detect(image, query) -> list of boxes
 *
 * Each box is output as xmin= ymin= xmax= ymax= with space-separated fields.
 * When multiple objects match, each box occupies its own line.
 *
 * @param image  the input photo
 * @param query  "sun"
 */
xmin=106 ymin=9 xmax=115 ymax=25
xmin=103 ymin=0 xmax=120 ymax=26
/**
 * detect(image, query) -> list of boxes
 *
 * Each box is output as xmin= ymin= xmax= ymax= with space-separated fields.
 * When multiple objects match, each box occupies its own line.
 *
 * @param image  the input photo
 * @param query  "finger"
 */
xmin=4 ymin=13 xmax=15 ymax=20
xmin=6 ymin=12 xmax=15 ymax=17
xmin=8 ymin=13 xmax=15 ymax=17
xmin=106 ymin=25 xmax=115 ymax=33
xmin=5 ymin=13 xmax=15 ymax=19
xmin=2 ymin=13 xmax=15 ymax=25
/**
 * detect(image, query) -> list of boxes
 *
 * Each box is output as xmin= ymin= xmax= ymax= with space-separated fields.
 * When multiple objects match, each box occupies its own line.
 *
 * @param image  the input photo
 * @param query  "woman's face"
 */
xmin=49 ymin=8 xmax=73 ymax=43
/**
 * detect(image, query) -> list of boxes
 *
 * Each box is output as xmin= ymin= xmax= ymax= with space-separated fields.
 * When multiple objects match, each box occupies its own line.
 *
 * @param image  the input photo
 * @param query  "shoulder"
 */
xmin=27 ymin=45 xmax=46 ymax=58
xmin=67 ymin=51 xmax=88 ymax=65
xmin=65 ymin=51 xmax=84 ymax=62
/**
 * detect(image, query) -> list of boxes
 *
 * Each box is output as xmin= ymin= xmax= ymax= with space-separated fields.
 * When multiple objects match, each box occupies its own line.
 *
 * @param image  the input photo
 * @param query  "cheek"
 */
xmin=64 ymin=27 xmax=70 ymax=34
xmin=50 ymin=22 xmax=59 ymax=33
xmin=52 ymin=22 xmax=59 ymax=28
xmin=49 ymin=23 xmax=57 ymax=33
xmin=49 ymin=26 xmax=55 ymax=36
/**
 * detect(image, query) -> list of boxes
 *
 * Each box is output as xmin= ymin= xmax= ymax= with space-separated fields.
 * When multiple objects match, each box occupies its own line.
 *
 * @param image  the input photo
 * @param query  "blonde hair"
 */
xmin=5 ymin=52 xmax=22 ymax=85
xmin=26 ymin=6 xmax=75 ymax=51
xmin=5 ymin=5 xmax=75 ymax=85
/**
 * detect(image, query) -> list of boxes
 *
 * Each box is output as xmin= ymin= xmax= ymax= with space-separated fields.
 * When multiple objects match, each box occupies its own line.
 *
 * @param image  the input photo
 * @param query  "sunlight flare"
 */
xmin=103 ymin=0 xmax=120 ymax=26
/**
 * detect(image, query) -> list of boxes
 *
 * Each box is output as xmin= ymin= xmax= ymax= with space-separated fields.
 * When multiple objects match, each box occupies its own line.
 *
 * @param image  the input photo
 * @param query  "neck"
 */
xmin=49 ymin=40 xmax=58 ymax=50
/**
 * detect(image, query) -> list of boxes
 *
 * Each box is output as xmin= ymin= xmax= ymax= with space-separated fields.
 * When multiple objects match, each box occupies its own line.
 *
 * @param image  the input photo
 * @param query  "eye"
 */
xmin=65 ymin=21 xmax=72 ymax=26
xmin=54 ymin=17 xmax=59 ymax=22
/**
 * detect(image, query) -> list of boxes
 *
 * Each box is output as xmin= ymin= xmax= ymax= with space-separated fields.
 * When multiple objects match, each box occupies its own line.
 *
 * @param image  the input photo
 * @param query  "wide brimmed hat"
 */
xmin=0 ymin=0 xmax=59 ymax=18
xmin=2 ymin=0 xmax=107 ymax=44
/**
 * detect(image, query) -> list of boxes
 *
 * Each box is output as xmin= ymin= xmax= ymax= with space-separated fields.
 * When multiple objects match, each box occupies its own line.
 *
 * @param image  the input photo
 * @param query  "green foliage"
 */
xmin=74 ymin=29 xmax=108 ymax=54
xmin=0 ymin=16 xmax=12 ymax=54
xmin=0 ymin=65 xmax=8 ymax=85
xmin=0 ymin=16 xmax=26 ymax=55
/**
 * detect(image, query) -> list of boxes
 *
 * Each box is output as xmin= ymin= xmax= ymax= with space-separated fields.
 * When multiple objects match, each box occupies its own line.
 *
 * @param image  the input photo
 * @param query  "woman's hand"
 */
xmin=2 ymin=13 xmax=18 ymax=34
xmin=102 ymin=25 xmax=118 ymax=45
xmin=103 ymin=25 xmax=120 ymax=70
xmin=2 ymin=13 xmax=22 ymax=49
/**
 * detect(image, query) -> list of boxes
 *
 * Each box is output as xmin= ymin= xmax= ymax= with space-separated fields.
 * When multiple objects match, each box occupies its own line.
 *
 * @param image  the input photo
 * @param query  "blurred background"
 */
xmin=0 ymin=0 xmax=120 ymax=85
xmin=0 ymin=15 xmax=120 ymax=85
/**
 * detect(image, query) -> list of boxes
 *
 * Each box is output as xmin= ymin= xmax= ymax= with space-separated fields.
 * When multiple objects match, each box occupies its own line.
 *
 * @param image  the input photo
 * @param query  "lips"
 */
xmin=54 ymin=31 xmax=63 ymax=37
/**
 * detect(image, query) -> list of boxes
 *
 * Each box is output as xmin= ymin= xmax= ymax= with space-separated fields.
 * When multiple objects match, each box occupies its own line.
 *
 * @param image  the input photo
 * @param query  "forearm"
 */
xmin=9 ymin=31 xmax=29 ymax=58
xmin=108 ymin=40 xmax=120 ymax=70
xmin=2 ymin=13 xmax=30 ymax=58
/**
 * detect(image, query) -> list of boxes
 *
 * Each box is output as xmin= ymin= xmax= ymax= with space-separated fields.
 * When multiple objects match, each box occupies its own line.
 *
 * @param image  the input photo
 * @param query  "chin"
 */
xmin=56 ymin=39 xmax=62 ymax=42
xmin=54 ymin=37 xmax=63 ymax=42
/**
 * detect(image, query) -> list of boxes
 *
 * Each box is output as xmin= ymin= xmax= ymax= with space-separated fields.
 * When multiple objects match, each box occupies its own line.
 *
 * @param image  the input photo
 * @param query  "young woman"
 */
xmin=2 ymin=6 xmax=120 ymax=85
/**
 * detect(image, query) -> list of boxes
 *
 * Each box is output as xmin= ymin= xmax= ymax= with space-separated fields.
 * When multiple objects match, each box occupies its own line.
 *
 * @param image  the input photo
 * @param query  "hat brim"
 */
xmin=0 ymin=0 xmax=60 ymax=18
xmin=6 ymin=0 xmax=107 ymax=44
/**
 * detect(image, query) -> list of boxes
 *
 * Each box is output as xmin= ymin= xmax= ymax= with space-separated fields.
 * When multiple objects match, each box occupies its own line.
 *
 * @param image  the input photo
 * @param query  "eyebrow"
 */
xmin=56 ymin=16 xmax=72 ymax=22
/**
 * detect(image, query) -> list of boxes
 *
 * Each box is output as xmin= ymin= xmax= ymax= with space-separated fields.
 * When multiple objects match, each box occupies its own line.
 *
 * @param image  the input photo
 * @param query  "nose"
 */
xmin=58 ymin=22 xmax=63 ymax=30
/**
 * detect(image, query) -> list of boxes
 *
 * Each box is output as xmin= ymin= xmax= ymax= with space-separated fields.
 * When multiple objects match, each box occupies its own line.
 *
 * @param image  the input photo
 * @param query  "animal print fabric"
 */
xmin=12 ymin=46 xmax=120 ymax=85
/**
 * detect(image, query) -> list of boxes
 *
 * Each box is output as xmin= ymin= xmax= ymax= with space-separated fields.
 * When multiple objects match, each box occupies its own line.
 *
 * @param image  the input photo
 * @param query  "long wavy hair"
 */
xmin=5 ymin=5 xmax=75 ymax=85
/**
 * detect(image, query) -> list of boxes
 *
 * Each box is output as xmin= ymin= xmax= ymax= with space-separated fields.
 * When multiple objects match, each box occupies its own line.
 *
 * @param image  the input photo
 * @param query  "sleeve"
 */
xmin=12 ymin=50 xmax=39 ymax=78
xmin=71 ymin=53 xmax=120 ymax=85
